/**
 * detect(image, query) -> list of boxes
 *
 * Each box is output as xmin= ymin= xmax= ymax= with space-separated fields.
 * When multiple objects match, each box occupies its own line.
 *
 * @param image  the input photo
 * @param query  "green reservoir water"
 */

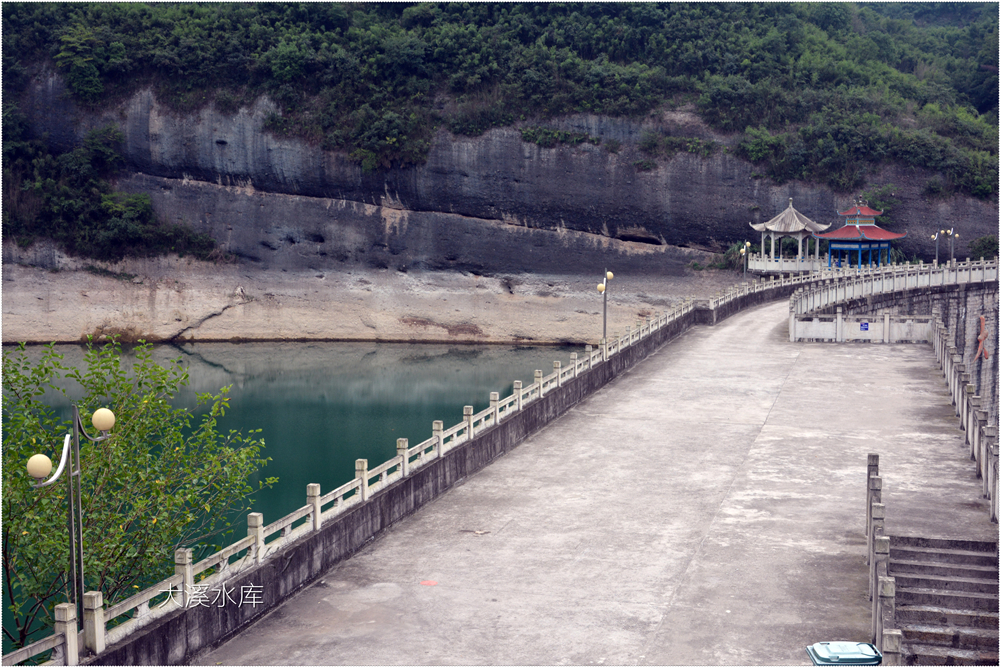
xmin=7 ymin=341 xmax=577 ymax=531
xmin=172 ymin=341 xmax=576 ymax=523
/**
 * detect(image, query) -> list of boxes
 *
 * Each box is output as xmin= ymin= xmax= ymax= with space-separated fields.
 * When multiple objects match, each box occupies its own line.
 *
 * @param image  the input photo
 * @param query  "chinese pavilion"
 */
xmin=749 ymin=198 xmax=831 ymax=265
xmin=813 ymin=200 xmax=906 ymax=268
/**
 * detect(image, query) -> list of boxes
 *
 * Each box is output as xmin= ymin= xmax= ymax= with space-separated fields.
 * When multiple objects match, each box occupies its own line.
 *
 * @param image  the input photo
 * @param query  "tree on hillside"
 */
xmin=969 ymin=234 xmax=998 ymax=260
xmin=2 ymin=341 xmax=277 ymax=651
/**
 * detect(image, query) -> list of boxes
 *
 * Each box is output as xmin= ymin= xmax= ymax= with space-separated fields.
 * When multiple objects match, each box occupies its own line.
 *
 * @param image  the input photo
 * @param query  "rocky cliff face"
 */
xmin=18 ymin=72 xmax=998 ymax=275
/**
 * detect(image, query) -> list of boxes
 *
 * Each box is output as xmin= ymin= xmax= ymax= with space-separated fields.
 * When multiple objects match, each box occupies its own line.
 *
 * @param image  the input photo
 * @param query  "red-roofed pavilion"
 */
xmin=813 ymin=199 xmax=906 ymax=268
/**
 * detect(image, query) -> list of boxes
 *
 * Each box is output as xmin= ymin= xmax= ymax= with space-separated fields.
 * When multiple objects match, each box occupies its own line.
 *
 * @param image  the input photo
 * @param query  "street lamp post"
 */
xmin=597 ymin=269 xmax=614 ymax=342
xmin=27 ymin=407 xmax=115 ymax=620
xmin=740 ymin=241 xmax=751 ymax=277
xmin=931 ymin=231 xmax=943 ymax=264
xmin=946 ymin=228 xmax=958 ymax=261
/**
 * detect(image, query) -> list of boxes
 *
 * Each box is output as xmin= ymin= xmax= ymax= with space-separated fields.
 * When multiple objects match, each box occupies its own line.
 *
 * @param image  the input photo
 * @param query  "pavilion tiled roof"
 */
xmin=814 ymin=225 xmax=906 ymax=241
xmin=749 ymin=198 xmax=830 ymax=233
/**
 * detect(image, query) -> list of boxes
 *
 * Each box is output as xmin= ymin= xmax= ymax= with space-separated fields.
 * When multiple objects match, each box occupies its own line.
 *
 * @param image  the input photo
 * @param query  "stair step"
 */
xmin=890 ymin=559 xmax=999 ymax=580
xmin=901 ymin=642 xmax=999 ymax=665
xmin=899 ymin=624 xmax=999 ymax=650
xmin=893 ymin=573 xmax=1000 ymax=595
xmin=890 ymin=545 xmax=999 ymax=568
xmin=897 ymin=604 xmax=1000 ymax=630
xmin=889 ymin=535 xmax=998 ymax=554
xmin=896 ymin=587 xmax=999 ymax=612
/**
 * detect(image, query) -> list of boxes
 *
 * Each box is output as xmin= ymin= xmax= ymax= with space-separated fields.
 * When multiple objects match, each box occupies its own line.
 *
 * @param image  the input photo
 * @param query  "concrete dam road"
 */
xmin=193 ymin=300 xmax=994 ymax=666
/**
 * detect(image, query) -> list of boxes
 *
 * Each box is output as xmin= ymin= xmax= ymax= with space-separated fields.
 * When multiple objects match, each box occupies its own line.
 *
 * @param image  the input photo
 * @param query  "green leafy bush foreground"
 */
xmin=2 ymin=106 xmax=218 ymax=261
xmin=3 ymin=3 xmax=997 ymax=195
xmin=2 ymin=340 xmax=277 ymax=650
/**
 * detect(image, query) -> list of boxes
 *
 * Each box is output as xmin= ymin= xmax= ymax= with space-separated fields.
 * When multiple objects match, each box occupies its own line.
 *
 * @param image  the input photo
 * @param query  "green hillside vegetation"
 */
xmin=2 ymin=2 xmax=997 ymax=258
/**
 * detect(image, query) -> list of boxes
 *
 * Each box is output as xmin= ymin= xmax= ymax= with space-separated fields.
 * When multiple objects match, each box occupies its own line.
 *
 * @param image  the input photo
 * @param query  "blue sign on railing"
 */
xmin=860 ymin=322 xmax=869 ymax=331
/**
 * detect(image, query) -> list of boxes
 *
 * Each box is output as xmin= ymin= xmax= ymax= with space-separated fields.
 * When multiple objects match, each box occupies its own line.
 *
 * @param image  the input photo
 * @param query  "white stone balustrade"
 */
xmin=787 ymin=259 xmax=998 ymax=342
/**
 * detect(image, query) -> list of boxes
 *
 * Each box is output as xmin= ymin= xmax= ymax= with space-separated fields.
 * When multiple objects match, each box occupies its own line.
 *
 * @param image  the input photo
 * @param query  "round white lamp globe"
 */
xmin=92 ymin=408 xmax=116 ymax=432
xmin=27 ymin=454 xmax=53 ymax=480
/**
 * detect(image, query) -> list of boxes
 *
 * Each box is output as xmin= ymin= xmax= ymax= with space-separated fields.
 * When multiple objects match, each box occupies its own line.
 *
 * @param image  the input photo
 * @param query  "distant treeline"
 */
xmin=2 ymin=3 xmax=997 ymax=256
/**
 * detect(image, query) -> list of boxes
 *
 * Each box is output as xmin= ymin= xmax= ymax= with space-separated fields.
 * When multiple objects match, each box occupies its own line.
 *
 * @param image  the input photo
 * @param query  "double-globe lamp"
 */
xmin=26 ymin=406 xmax=115 ymax=620
xmin=26 ymin=408 xmax=115 ymax=482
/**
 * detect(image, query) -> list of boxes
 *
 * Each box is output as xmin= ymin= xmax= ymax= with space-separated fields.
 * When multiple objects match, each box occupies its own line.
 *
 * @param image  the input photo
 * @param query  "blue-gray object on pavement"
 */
xmin=805 ymin=642 xmax=882 ymax=665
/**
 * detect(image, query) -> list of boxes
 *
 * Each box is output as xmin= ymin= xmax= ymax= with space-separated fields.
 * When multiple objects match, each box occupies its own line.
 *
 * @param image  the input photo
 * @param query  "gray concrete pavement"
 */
xmin=193 ymin=300 xmax=995 ymax=666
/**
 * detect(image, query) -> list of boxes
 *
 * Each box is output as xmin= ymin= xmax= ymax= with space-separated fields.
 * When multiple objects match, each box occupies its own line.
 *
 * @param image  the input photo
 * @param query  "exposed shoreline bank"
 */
xmin=2 ymin=253 xmax=746 ymax=346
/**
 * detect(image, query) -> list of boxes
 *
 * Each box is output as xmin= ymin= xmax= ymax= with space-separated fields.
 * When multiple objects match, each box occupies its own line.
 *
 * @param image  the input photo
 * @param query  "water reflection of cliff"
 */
xmin=173 ymin=342 xmax=571 ymax=407
xmin=7 ymin=342 xmax=575 ymax=407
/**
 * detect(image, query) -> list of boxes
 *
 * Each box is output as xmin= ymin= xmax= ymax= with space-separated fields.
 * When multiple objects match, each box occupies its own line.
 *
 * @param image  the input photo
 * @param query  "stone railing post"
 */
xmin=175 ymin=547 xmax=194 ymax=605
xmin=866 ymin=454 xmax=879 ymax=521
xmin=433 ymin=420 xmax=444 ymax=458
xmin=489 ymin=392 xmax=500 ymax=424
xmin=964 ymin=391 xmax=978 ymax=441
xmin=867 ymin=475 xmax=882 ymax=540
xmin=54 ymin=603 xmax=79 ymax=666
xmin=992 ymin=443 xmax=999 ymax=523
xmin=355 ymin=460 xmax=369 ymax=502
xmin=307 ymin=483 xmax=322 ymax=531
xmin=570 ymin=352 xmax=578 ymax=378
xmin=946 ymin=346 xmax=958 ymax=389
xmin=934 ymin=322 xmax=944 ymax=366
xmin=534 ymin=370 xmax=544 ymax=398
xmin=950 ymin=360 xmax=963 ymax=409
xmin=83 ymin=591 xmax=105 ymax=656
xmin=972 ymin=410 xmax=986 ymax=477
xmin=600 ymin=338 xmax=607 ymax=362
xmin=883 ymin=312 xmax=890 ymax=343
xmin=788 ymin=302 xmax=797 ymax=342
xmin=464 ymin=405 xmax=474 ymax=439
xmin=882 ymin=629 xmax=903 ymax=666
xmin=584 ymin=346 xmax=592 ymax=370
xmin=512 ymin=382 xmax=523 ymax=412
xmin=984 ymin=426 xmax=998 ymax=508
xmin=396 ymin=439 xmax=409 ymax=477
xmin=554 ymin=361 xmax=562 ymax=387
xmin=876 ymin=575 xmax=896 ymax=650
xmin=984 ymin=418 xmax=996 ymax=498
xmin=869 ymin=503 xmax=885 ymax=573
xmin=871 ymin=536 xmax=890 ymax=641
xmin=965 ymin=395 xmax=978 ymax=452
xmin=836 ymin=306 xmax=844 ymax=342
xmin=938 ymin=321 xmax=946 ymax=363
xmin=247 ymin=513 xmax=264 ymax=564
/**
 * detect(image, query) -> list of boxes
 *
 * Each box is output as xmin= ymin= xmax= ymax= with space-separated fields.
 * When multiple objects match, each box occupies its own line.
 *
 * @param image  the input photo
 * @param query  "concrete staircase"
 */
xmin=889 ymin=536 xmax=999 ymax=665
